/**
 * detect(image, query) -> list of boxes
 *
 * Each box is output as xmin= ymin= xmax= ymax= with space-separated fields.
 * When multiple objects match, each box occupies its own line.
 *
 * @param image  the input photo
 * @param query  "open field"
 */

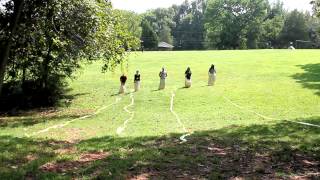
xmin=0 ymin=50 xmax=320 ymax=179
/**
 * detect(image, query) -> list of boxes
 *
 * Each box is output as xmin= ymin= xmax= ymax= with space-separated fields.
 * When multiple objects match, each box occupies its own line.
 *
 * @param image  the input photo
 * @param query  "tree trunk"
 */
xmin=40 ymin=4 xmax=55 ymax=90
xmin=0 ymin=0 xmax=24 ymax=96
xmin=22 ymin=66 xmax=26 ymax=84
xmin=41 ymin=45 xmax=52 ymax=89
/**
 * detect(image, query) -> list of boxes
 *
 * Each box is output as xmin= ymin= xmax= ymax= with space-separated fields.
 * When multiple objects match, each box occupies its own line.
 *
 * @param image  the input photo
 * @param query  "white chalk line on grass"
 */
xmin=25 ymin=97 xmax=122 ymax=137
xmin=170 ymin=91 xmax=193 ymax=143
xmin=222 ymin=96 xmax=320 ymax=128
xmin=116 ymin=92 xmax=135 ymax=135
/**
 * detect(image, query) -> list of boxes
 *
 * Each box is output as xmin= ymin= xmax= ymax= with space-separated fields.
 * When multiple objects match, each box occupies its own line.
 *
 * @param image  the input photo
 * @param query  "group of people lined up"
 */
xmin=119 ymin=65 xmax=217 ymax=94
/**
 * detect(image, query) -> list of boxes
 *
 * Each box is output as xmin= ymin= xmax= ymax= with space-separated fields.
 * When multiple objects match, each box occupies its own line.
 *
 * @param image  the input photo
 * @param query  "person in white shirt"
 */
xmin=159 ymin=67 xmax=168 ymax=90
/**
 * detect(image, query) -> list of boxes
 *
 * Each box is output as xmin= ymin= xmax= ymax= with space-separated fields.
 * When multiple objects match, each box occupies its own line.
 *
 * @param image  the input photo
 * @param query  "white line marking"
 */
xmin=223 ymin=96 xmax=320 ymax=128
xmin=25 ymin=97 xmax=122 ymax=137
xmin=223 ymin=96 xmax=274 ymax=120
xmin=117 ymin=92 xmax=135 ymax=135
xmin=170 ymin=91 xmax=192 ymax=143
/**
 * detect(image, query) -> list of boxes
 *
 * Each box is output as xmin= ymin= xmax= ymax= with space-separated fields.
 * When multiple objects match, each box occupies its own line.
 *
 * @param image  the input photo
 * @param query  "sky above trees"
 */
xmin=111 ymin=0 xmax=313 ymax=13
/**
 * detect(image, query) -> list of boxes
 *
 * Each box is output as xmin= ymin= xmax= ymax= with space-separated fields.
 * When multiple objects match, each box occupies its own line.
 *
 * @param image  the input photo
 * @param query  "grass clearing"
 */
xmin=0 ymin=50 xmax=320 ymax=179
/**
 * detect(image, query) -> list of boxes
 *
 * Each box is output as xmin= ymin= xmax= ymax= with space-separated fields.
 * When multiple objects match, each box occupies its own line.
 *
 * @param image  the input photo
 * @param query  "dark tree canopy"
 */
xmin=0 ymin=0 xmax=139 ymax=109
xmin=280 ymin=10 xmax=309 ymax=45
xmin=204 ymin=0 xmax=269 ymax=49
xmin=141 ymin=20 xmax=159 ymax=49
xmin=137 ymin=0 xmax=319 ymax=50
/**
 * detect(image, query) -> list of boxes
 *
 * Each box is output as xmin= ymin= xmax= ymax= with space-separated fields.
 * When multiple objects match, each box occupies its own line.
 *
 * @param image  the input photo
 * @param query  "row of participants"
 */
xmin=119 ymin=64 xmax=217 ymax=94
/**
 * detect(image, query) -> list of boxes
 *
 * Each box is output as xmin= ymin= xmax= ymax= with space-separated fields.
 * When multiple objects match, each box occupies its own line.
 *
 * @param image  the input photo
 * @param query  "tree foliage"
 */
xmin=280 ymin=10 xmax=309 ymax=45
xmin=141 ymin=20 xmax=158 ymax=49
xmin=261 ymin=1 xmax=285 ymax=48
xmin=311 ymin=0 xmax=320 ymax=16
xmin=172 ymin=0 xmax=206 ymax=50
xmin=204 ymin=0 xmax=268 ymax=49
xmin=142 ymin=8 xmax=175 ymax=44
xmin=117 ymin=10 xmax=142 ymax=41
xmin=0 ymin=0 xmax=139 ymax=108
xmin=136 ymin=0 xmax=318 ymax=50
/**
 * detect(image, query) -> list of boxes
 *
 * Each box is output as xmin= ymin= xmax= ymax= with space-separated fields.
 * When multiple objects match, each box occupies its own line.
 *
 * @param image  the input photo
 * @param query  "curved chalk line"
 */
xmin=223 ymin=96 xmax=320 ymax=128
xmin=116 ymin=92 xmax=135 ymax=135
xmin=25 ymin=97 xmax=122 ymax=137
xmin=170 ymin=91 xmax=193 ymax=143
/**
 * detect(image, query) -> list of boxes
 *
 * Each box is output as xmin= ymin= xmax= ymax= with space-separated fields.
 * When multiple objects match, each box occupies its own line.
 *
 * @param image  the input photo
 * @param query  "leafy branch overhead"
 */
xmin=0 ymin=0 xmax=139 ymax=97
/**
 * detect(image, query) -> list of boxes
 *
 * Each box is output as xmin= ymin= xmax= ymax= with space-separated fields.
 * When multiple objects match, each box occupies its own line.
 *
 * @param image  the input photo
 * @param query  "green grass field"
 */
xmin=1 ymin=50 xmax=320 ymax=179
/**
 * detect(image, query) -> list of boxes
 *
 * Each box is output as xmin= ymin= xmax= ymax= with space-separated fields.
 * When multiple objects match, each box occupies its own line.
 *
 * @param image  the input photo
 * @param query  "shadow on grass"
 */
xmin=292 ymin=63 xmax=320 ymax=95
xmin=0 ymin=89 xmax=92 ymax=128
xmin=178 ymin=86 xmax=190 ymax=90
xmin=0 ymin=84 xmax=89 ymax=114
xmin=1 ymin=117 xmax=319 ymax=179
xmin=0 ymin=136 xmax=69 ymax=179
xmin=0 ymin=114 xmax=90 ymax=128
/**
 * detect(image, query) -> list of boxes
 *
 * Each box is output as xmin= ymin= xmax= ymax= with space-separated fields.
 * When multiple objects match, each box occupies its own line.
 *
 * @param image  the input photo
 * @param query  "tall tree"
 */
xmin=0 ymin=0 xmax=139 ymax=96
xmin=311 ymin=0 xmax=320 ymax=16
xmin=172 ymin=0 xmax=206 ymax=50
xmin=0 ymin=0 xmax=24 ymax=95
xmin=117 ymin=10 xmax=142 ymax=41
xmin=141 ymin=20 xmax=158 ymax=49
xmin=280 ymin=10 xmax=309 ymax=46
xmin=261 ymin=0 xmax=286 ymax=48
xmin=143 ymin=8 xmax=175 ymax=44
xmin=204 ymin=0 xmax=268 ymax=49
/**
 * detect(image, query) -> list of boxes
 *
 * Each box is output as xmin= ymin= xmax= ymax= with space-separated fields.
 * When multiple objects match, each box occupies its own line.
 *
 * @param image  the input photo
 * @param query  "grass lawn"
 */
xmin=0 ymin=50 xmax=320 ymax=179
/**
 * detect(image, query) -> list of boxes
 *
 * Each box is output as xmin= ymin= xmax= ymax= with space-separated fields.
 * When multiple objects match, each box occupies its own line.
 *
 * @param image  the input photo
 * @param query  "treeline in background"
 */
xmin=120 ymin=0 xmax=320 ymax=50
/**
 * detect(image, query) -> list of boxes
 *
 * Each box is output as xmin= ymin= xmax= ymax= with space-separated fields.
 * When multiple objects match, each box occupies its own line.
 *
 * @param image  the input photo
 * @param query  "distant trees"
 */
xmin=261 ymin=1 xmax=286 ymax=48
xmin=309 ymin=0 xmax=320 ymax=47
xmin=137 ymin=0 xmax=319 ymax=50
xmin=307 ymin=15 xmax=320 ymax=47
xmin=280 ymin=10 xmax=309 ymax=46
xmin=140 ymin=0 xmax=206 ymax=50
xmin=172 ymin=0 xmax=206 ymax=50
xmin=143 ymin=8 xmax=175 ymax=44
xmin=204 ymin=0 xmax=268 ymax=49
xmin=117 ymin=10 xmax=142 ymax=41
xmin=311 ymin=0 xmax=320 ymax=16
xmin=141 ymin=20 xmax=158 ymax=49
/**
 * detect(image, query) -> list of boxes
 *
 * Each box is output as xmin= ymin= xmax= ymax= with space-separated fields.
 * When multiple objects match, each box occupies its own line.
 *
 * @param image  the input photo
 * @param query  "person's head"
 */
xmin=187 ymin=67 xmax=190 ymax=71
xmin=136 ymin=70 xmax=139 ymax=74
xmin=162 ymin=67 xmax=165 ymax=71
xmin=211 ymin=64 xmax=215 ymax=69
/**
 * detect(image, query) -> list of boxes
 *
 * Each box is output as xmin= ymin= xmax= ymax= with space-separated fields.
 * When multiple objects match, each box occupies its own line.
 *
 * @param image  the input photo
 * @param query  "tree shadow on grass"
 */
xmin=0 ymin=89 xmax=92 ymax=128
xmin=292 ymin=63 xmax=320 ymax=95
xmin=0 ymin=85 xmax=89 ymax=114
xmin=0 ymin=136 xmax=69 ymax=179
xmin=0 ymin=114 xmax=91 ymax=128
xmin=1 ymin=117 xmax=320 ymax=179
xmin=75 ymin=117 xmax=320 ymax=179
